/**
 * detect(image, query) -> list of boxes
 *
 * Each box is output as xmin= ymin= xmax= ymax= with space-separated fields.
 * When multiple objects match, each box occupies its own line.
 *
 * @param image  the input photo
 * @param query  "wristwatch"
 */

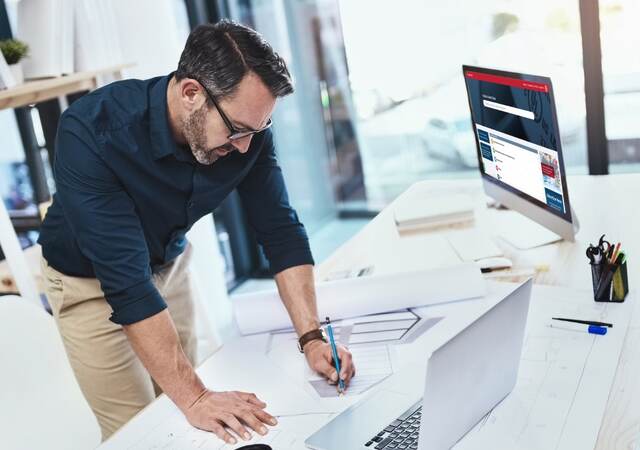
xmin=297 ymin=328 xmax=327 ymax=353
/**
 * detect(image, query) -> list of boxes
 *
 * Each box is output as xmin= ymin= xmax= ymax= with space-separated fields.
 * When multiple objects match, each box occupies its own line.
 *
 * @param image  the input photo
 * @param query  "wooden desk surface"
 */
xmin=315 ymin=174 xmax=640 ymax=450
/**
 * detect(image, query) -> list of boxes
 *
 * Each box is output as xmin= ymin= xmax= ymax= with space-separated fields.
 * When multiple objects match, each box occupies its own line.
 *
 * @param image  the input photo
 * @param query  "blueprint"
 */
xmin=306 ymin=345 xmax=394 ymax=397
xmin=125 ymin=410 xmax=332 ymax=450
xmin=266 ymin=309 xmax=442 ymax=398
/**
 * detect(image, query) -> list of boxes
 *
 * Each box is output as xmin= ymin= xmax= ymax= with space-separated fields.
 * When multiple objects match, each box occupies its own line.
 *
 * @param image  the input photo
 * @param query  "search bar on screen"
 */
xmin=483 ymin=100 xmax=534 ymax=120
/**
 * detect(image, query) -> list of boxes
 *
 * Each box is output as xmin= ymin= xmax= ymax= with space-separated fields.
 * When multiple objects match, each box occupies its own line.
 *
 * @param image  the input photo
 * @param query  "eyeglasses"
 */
xmin=193 ymin=77 xmax=273 ymax=141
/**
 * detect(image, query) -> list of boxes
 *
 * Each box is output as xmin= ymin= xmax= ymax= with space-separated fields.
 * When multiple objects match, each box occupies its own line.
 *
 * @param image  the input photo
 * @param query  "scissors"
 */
xmin=586 ymin=234 xmax=611 ymax=264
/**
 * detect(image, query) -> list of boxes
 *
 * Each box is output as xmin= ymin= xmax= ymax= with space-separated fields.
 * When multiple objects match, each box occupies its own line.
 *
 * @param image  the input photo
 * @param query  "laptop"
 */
xmin=305 ymin=279 xmax=532 ymax=450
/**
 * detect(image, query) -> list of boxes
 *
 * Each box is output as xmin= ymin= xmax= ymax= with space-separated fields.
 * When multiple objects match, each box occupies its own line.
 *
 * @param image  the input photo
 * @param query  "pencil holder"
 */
xmin=592 ymin=260 xmax=629 ymax=303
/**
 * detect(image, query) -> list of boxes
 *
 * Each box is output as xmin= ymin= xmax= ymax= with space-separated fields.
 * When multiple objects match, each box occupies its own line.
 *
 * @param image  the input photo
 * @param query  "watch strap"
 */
xmin=298 ymin=328 xmax=326 ymax=353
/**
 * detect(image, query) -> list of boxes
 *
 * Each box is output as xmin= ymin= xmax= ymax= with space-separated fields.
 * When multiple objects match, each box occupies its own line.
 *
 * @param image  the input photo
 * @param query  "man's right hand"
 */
xmin=185 ymin=389 xmax=278 ymax=445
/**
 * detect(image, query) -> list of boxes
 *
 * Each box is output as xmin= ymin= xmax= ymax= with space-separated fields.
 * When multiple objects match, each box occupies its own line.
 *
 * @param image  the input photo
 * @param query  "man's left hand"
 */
xmin=303 ymin=340 xmax=356 ymax=389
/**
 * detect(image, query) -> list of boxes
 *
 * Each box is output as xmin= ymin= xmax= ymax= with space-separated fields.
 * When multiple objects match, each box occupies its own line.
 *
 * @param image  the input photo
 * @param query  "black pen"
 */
xmin=552 ymin=317 xmax=613 ymax=328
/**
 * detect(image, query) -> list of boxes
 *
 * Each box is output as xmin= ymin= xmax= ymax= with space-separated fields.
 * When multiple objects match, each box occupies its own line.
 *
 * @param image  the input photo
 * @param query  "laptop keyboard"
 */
xmin=364 ymin=401 xmax=422 ymax=449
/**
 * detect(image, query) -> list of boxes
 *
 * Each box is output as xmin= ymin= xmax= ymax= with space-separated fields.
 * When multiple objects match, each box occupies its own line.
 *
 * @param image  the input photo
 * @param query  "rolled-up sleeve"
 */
xmin=54 ymin=113 xmax=166 ymax=324
xmin=237 ymin=129 xmax=314 ymax=274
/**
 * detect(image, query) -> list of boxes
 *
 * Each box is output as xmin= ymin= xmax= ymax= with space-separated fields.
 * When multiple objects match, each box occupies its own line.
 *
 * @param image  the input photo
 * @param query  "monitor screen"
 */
xmin=462 ymin=66 xmax=572 ymax=223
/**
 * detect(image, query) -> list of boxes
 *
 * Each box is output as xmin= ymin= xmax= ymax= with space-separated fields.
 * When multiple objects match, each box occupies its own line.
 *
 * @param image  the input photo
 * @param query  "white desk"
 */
xmin=101 ymin=174 xmax=640 ymax=450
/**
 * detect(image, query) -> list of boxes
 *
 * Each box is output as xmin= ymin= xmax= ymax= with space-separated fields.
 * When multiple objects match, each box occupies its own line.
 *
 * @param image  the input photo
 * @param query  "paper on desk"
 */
xmin=123 ymin=410 xmax=335 ymax=450
xmin=195 ymin=335 xmax=333 ymax=416
xmin=446 ymin=228 xmax=503 ymax=261
xmin=268 ymin=309 xmax=426 ymax=349
xmin=234 ymin=264 xmax=485 ymax=334
xmin=123 ymin=408 xmax=305 ymax=450
xmin=306 ymin=345 xmax=394 ymax=398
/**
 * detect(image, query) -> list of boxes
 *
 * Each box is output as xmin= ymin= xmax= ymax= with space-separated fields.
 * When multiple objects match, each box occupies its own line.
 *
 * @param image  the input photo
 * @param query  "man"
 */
xmin=38 ymin=20 xmax=355 ymax=444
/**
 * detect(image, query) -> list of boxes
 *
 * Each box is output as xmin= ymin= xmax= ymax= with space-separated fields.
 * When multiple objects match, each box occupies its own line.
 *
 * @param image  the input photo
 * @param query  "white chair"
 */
xmin=0 ymin=295 xmax=100 ymax=450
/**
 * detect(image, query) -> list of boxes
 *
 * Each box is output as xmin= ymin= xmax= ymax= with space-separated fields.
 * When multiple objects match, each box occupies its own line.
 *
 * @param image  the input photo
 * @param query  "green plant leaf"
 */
xmin=0 ymin=39 xmax=29 ymax=65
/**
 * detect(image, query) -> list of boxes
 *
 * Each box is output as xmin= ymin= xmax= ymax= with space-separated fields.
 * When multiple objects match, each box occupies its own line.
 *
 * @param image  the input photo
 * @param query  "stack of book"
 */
xmin=393 ymin=193 xmax=475 ymax=232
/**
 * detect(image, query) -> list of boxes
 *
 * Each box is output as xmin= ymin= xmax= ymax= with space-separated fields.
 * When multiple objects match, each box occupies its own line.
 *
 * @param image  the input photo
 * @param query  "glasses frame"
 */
xmin=193 ymin=77 xmax=273 ymax=141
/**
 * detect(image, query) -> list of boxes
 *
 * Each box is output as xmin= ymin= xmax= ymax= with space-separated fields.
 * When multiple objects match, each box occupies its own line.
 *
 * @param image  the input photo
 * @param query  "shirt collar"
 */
xmin=149 ymin=72 xmax=194 ymax=162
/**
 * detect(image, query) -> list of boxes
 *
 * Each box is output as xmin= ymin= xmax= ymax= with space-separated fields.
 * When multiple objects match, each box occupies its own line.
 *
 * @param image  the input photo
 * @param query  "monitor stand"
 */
xmin=492 ymin=207 xmax=580 ymax=250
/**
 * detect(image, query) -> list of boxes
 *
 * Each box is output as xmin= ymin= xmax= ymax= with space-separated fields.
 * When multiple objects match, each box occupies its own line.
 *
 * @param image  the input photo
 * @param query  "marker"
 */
xmin=325 ymin=317 xmax=345 ymax=394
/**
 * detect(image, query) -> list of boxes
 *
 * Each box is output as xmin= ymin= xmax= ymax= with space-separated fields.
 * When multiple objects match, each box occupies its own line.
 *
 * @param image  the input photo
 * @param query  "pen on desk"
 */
xmin=551 ymin=317 xmax=613 ymax=328
xmin=325 ymin=317 xmax=345 ymax=394
xmin=551 ymin=322 xmax=608 ymax=335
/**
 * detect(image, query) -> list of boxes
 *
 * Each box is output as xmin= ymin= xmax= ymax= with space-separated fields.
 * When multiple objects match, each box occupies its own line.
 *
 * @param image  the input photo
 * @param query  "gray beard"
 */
xmin=192 ymin=148 xmax=220 ymax=165
xmin=182 ymin=104 xmax=236 ymax=165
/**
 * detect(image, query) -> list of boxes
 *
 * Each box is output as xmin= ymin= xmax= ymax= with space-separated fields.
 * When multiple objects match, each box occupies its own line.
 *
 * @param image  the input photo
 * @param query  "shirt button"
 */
xmin=188 ymin=201 xmax=194 ymax=209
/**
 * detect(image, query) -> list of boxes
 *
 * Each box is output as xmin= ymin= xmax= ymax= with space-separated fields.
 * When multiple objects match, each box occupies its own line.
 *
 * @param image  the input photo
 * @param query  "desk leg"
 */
xmin=0 ymin=199 xmax=40 ymax=305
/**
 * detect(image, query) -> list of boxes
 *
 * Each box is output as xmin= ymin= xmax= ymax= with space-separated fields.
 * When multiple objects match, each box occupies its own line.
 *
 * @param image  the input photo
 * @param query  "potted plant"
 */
xmin=0 ymin=39 xmax=29 ymax=84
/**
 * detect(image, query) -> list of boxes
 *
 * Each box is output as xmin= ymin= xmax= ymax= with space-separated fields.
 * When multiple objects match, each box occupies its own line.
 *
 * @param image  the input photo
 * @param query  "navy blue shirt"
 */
xmin=38 ymin=73 xmax=314 ymax=325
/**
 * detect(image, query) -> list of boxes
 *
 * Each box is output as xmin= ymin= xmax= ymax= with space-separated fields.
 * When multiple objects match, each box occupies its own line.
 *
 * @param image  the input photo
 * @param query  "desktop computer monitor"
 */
xmin=462 ymin=65 xmax=576 ymax=244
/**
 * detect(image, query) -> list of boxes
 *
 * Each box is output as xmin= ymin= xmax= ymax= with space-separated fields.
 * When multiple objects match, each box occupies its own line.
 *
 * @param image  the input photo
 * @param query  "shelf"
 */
xmin=0 ymin=64 xmax=132 ymax=111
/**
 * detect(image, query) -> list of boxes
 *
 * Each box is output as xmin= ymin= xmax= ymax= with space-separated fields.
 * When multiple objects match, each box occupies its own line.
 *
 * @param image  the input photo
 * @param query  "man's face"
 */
xmin=182 ymin=72 xmax=277 ymax=165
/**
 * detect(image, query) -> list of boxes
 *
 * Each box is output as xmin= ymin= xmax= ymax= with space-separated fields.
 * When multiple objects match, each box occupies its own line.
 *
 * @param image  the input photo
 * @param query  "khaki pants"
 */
xmin=41 ymin=246 xmax=197 ymax=441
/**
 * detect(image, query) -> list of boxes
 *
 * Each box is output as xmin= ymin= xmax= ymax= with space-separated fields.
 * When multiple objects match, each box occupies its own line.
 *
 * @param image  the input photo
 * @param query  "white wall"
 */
xmin=111 ymin=0 xmax=190 ymax=79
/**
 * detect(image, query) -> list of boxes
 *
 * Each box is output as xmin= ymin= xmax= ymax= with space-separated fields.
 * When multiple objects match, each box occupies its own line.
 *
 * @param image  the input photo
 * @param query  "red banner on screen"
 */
xmin=541 ymin=163 xmax=555 ymax=178
xmin=465 ymin=71 xmax=549 ymax=93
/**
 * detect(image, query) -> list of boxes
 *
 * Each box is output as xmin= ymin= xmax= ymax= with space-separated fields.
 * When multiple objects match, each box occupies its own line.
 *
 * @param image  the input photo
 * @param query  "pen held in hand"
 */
xmin=325 ymin=317 xmax=345 ymax=394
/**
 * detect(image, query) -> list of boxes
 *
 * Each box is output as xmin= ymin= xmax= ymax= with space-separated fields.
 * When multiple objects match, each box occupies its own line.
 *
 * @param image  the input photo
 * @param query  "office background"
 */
xmin=0 ymin=0 xmax=638 ymax=291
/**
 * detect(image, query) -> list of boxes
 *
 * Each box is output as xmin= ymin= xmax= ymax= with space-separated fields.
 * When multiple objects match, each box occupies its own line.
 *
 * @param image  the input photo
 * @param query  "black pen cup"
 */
xmin=592 ymin=260 xmax=628 ymax=303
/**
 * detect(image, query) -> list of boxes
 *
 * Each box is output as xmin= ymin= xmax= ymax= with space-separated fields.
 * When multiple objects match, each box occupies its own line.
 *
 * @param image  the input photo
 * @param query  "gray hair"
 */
xmin=175 ymin=20 xmax=294 ymax=100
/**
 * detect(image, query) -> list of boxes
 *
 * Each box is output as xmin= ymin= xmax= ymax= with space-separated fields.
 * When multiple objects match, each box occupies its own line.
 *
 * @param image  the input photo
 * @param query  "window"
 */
xmin=340 ymin=0 xmax=587 ymax=204
xmin=600 ymin=0 xmax=640 ymax=172
xmin=226 ymin=0 xmax=342 ymax=230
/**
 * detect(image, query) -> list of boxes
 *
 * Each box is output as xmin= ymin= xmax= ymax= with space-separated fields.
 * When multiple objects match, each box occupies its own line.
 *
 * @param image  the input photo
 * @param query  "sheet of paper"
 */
xmin=113 ymin=410 xmax=336 ymax=450
xmin=233 ymin=264 xmax=486 ymax=334
xmin=267 ymin=309 xmax=428 ymax=349
xmin=447 ymin=228 xmax=503 ymax=261
xmin=352 ymin=319 xmax=417 ymax=333
xmin=307 ymin=345 xmax=394 ymax=398
xmin=349 ymin=329 xmax=406 ymax=344
xmin=353 ymin=311 xmax=419 ymax=322
xmin=119 ymin=409 xmax=303 ymax=450
xmin=453 ymin=286 xmax=634 ymax=450
xmin=196 ymin=335 xmax=333 ymax=416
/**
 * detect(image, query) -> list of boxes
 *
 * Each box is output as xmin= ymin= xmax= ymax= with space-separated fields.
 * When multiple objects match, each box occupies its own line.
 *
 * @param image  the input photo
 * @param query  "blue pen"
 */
xmin=325 ymin=317 xmax=345 ymax=393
